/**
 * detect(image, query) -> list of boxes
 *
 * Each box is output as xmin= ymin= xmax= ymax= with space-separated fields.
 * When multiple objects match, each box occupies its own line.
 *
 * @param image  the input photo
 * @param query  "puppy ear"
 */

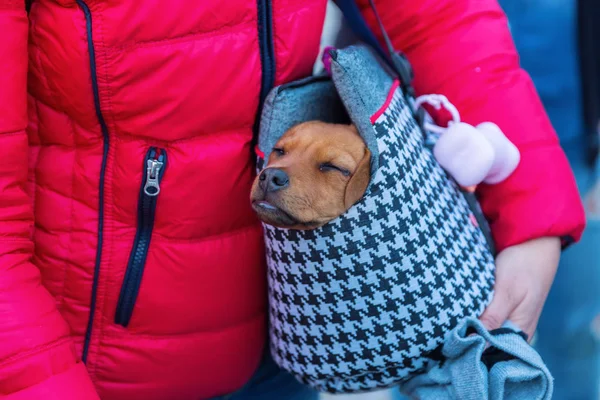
xmin=344 ymin=148 xmax=371 ymax=209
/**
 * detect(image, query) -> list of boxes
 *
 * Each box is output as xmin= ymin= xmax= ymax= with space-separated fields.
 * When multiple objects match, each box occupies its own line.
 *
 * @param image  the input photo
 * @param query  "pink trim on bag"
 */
xmin=469 ymin=214 xmax=479 ymax=228
xmin=255 ymin=145 xmax=265 ymax=159
xmin=370 ymin=80 xmax=400 ymax=124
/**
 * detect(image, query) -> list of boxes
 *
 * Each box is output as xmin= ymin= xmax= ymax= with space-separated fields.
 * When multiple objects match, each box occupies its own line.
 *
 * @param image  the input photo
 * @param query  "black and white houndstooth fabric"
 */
xmin=261 ymin=83 xmax=496 ymax=393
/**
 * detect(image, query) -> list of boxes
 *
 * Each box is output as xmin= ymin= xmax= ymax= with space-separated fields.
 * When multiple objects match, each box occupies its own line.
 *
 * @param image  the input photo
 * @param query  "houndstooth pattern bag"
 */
xmin=255 ymin=45 xmax=496 ymax=393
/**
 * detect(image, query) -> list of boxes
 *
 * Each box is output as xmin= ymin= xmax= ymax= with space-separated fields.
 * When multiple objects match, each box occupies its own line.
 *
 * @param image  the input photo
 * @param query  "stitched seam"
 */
xmin=0 ymin=130 xmax=26 ymax=137
xmin=57 ymin=123 xmax=78 ymax=310
xmin=28 ymin=141 xmax=101 ymax=150
xmin=93 ymin=3 xmax=109 ymax=377
xmin=112 ymin=19 xmax=256 ymax=51
xmin=88 ymin=2 xmax=119 ymax=380
xmin=0 ymin=218 xmax=32 ymax=230
xmin=29 ymin=100 xmax=40 ymax=229
xmin=33 ymin=127 xmax=253 ymax=149
xmin=102 ymin=310 xmax=266 ymax=339
xmin=100 ymin=15 xmax=117 ymax=144
xmin=0 ymin=2 xmax=26 ymax=10
xmin=112 ymin=127 xmax=253 ymax=147
xmin=32 ymin=181 xmax=95 ymax=209
xmin=32 ymin=96 xmax=100 ymax=141
xmin=31 ymin=98 xmax=43 ymax=261
xmin=0 ymin=236 xmax=30 ymax=243
xmin=0 ymin=337 xmax=72 ymax=367
xmin=150 ymin=223 xmax=261 ymax=244
xmin=28 ymin=244 xmax=79 ymax=269
xmin=34 ymin=224 xmax=94 ymax=236
xmin=31 ymin=7 xmax=62 ymax=112
xmin=83 ymin=1 xmax=110 ymax=379
xmin=32 ymin=222 xmax=259 ymax=248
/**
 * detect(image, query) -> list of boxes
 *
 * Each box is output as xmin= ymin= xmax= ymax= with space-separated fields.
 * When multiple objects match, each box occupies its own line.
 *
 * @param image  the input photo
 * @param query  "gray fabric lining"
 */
xmin=258 ymin=75 xmax=350 ymax=163
xmin=330 ymin=46 xmax=397 ymax=173
xmin=257 ymin=45 xmax=401 ymax=178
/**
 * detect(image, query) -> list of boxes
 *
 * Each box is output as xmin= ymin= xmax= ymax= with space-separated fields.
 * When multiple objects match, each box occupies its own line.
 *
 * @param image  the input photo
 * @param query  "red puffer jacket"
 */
xmin=0 ymin=0 xmax=585 ymax=399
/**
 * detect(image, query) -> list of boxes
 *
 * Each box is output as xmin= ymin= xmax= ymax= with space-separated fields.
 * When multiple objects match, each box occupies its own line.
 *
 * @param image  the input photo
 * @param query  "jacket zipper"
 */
xmin=115 ymin=147 xmax=167 ymax=327
xmin=74 ymin=0 xmax=274 ymax=345
xmin=76 ymin=0 xmax=110 ymax=364
xmin=254 ymin=0 xmax=276 ymax=135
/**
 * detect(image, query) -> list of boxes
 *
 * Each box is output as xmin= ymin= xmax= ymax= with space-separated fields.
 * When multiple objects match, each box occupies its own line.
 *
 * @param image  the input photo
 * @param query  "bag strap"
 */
xmin=333 ymin=0 xmax=415 ymax=98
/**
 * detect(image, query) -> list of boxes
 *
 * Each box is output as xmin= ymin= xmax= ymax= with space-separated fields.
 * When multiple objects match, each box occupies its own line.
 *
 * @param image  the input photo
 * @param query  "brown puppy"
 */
xmin=251 ymin=121 xmax=371 ymax=229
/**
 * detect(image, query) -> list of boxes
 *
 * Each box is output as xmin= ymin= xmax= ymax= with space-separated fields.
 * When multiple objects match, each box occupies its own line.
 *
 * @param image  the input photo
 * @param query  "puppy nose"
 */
xmin=260 ymin=168 xmax=289 ymax=192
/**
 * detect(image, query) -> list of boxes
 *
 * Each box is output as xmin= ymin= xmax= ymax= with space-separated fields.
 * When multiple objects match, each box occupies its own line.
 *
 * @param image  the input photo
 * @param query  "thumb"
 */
xmin=479 ymin=289 xmax=513 ymax=331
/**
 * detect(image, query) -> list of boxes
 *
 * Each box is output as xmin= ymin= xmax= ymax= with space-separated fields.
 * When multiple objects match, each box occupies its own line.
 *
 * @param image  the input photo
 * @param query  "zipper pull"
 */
xmin=144 ymin=157 xmax=163 ymax=197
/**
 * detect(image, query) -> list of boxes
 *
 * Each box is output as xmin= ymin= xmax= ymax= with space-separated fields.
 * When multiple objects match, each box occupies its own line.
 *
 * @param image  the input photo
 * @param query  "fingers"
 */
xmin=478 ymin=237 xmax=561 ymax=339
xmin=479 ymin=289 xmax=514 ymax=331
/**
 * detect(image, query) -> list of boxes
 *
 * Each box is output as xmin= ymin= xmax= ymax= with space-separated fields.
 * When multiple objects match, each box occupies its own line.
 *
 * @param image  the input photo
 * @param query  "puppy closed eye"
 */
xmin=272 ymin=147 xmax=285 ymax=156
xmin=319 ymin=163 xmax=350 ymax=176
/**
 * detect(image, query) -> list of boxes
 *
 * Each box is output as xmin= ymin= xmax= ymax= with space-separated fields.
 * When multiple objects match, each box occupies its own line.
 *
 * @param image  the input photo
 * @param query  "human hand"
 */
xmin=480 ymin=237 xmax=561 ymax=340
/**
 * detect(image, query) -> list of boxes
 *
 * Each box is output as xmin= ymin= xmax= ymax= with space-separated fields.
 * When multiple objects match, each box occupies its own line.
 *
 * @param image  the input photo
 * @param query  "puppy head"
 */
xmin=251 ymin=121 xmax=371 ymax=229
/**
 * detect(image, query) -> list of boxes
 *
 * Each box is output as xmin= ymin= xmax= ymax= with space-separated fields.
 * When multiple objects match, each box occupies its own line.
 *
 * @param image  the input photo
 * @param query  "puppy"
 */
xmin=251 ymin=121 xmax=371 ymax=229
